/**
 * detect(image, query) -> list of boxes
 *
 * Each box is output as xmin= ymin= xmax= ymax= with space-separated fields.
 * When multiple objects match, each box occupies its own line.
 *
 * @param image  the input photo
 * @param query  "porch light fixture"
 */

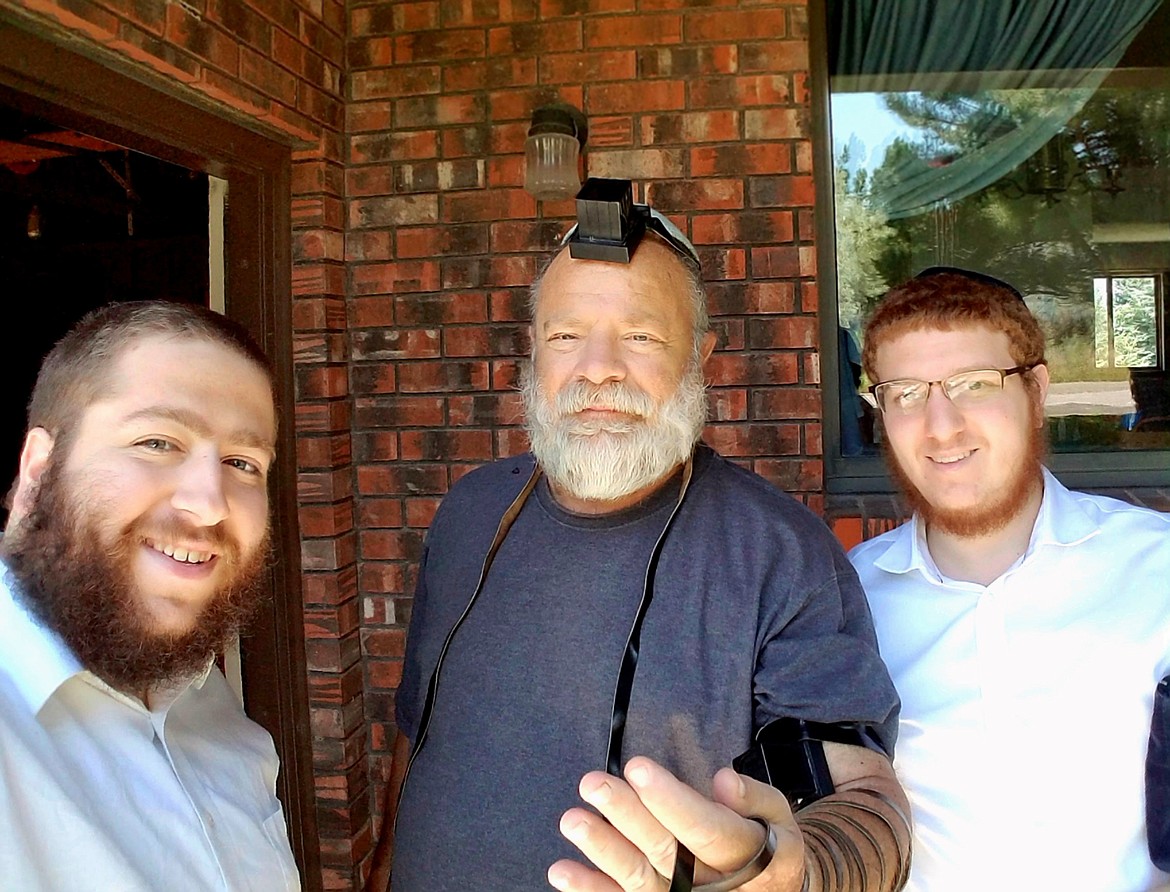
xmin=524 ymin=102 xmax=588 ymax=201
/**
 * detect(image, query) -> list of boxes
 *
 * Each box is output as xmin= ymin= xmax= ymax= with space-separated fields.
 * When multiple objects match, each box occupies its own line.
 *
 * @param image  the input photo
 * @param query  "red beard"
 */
xmin=885 ymin=420 xmax=1047 ymax=538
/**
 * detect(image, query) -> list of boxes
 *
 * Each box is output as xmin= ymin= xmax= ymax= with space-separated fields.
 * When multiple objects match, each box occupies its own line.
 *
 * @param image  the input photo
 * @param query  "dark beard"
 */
xmin=885 ymin=422 xmax=1047 ymax=538
xmin=1 ymin=458 xmax=269 ymax=696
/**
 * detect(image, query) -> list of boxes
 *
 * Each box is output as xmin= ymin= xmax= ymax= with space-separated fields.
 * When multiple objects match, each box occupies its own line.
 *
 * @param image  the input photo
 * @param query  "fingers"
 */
xmin=548 ymin=856 xmax=619 ymax=892
xmin=551 ymin=768 xmax=679 ymax=889
xmin=552 ymin=760 xmax=807 ymax=892
xmin=710 ymin=767 xmax=806 ymax=889
xmin=710 ymin=767 xmax=796 ymax=828
xmin=549 ymin=805 xmax=667 ymax=892
xmin=621 ymin=758 xmax=769 ymax=876
xmin=581 ymin=769 xmax=681 ymax=876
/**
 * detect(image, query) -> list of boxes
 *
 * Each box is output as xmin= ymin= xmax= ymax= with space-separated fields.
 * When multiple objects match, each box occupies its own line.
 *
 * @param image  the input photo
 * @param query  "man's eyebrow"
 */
xmin=121 ymin=406 xmax=275 ymax=454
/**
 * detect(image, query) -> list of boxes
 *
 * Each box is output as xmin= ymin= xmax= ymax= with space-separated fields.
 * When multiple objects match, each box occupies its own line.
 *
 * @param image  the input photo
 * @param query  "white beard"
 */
xmin=520 ymin=359 xmax=708 ymax=503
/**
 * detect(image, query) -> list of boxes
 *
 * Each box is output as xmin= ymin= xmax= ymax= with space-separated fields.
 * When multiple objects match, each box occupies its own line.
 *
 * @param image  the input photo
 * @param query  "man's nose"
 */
xmin=575 ymin=333 xmax=626 ymax=385
xmin=922 ymin=382 xmax=965 ymax=440
xmin=171 ymin=451 xmax=230 ymax=527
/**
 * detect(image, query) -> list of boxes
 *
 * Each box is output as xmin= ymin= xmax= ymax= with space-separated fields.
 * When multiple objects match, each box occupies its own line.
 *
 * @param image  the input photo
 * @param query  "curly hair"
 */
xmin=862 ymin=269 xmax=1047 ymax=385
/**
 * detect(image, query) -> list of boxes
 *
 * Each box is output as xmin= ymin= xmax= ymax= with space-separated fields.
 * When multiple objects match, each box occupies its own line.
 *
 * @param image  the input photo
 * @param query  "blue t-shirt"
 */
xmin=393 ymin=444 xmax=898 ymax=890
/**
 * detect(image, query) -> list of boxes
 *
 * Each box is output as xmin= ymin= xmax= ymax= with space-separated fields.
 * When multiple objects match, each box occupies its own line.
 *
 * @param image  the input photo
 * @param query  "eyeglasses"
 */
xmin=870 ymin=364 xmax=1040 ymax=415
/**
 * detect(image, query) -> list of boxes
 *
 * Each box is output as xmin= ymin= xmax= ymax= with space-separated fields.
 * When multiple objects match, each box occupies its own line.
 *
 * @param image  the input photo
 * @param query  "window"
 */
xmin=815 ymin=0 xmax=1170 ymax=490
xmin=1094 ymin=274 xmax=1161 ymax=370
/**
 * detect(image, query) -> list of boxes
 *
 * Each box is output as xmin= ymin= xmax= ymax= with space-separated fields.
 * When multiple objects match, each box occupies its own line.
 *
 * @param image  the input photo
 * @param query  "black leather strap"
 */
xmin=692 ymin=817 xmax=777 ymax=892
xmin=605 ymin=456 xmax=694 ymax=776
xmin=598 ymin=458 xmax=696 ymax=890
xmin=732 ymin=718 xmax=886 ymax=812
xmin=670 ymin=842 xmax=696 ymax=892
xmin=1147 ymin=674 xmax=1170 ymax=869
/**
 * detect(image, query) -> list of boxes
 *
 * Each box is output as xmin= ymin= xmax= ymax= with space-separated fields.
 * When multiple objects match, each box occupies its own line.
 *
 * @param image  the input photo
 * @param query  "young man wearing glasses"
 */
xmin=850 ymin=268 xmax=1170 ymax=891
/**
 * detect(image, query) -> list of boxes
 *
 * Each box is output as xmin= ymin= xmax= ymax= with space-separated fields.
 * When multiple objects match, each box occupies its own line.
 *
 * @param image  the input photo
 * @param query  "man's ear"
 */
xmin=1029 ymin=363 xmax=1051 ymax=427
xmin=9 ymin=428 xmax=54 ymax=524
xmin=699 ymin=330 xmax=717 ymax=368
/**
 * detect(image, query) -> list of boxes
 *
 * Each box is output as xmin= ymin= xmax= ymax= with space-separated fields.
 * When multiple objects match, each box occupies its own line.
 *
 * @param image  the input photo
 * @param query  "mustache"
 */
xmin=129 ymin=515 xmax=236 ymax=554
xmin=549 ymin=380 xmax=658 ymax=419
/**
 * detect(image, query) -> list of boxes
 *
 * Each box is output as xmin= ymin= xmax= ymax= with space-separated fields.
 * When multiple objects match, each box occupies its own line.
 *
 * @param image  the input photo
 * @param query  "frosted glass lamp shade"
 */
xmin=524 ymin=103 xmax=588 ymax=201
xmin=525 ymin=132 xmax=582 ymax=201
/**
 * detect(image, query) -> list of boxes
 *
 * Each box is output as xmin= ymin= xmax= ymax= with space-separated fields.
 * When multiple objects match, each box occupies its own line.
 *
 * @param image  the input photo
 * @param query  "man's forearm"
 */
xmin=793 ymin=743 xmax=912 ymax=892
xmin=795 ymin=787 xmax=911 ymax=892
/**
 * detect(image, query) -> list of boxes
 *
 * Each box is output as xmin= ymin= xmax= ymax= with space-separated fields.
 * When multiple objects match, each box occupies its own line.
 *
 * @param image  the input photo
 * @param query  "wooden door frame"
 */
xmin=0 ymin=16 xmax=321 ymax=887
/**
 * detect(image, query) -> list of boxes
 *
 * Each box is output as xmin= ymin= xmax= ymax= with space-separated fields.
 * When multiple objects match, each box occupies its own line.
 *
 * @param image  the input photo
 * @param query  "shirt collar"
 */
xmin=191 ymin=661 xmax=214 ymax=689
xmin=1026 ymin=466 xmax=1101 ymax=551
xmin=871 ymin=466 xmax=1099 ymax=578
xmin=0 ymin=562 xmax=83 ymax=715
xmin=0 ymin=561 xmax=213 ymax=715
xmin=871 ymin=513 xmax=926 ymax=576
xmin=145 ymin=659 xmax=214 ymax=713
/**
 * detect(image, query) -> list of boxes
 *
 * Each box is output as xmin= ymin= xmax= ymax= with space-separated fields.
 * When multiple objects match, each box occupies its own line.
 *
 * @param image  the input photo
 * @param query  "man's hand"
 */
xmin=547 ymin=756 xmax=806 ymax=892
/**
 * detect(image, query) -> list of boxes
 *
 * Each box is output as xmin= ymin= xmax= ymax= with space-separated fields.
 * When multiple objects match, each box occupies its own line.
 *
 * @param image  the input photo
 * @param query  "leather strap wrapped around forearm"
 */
xmin=795 ymin=789 xmax=912 ymax=892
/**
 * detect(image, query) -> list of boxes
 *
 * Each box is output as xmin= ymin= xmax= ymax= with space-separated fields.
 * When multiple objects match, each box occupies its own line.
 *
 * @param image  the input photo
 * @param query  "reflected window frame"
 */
xmin=810 ymin=0 xmax=1170 ymax=493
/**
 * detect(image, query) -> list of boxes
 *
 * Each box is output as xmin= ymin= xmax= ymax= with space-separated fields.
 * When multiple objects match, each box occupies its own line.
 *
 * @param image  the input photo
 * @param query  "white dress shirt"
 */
xmin=851 ymin=469 xmax=1170 ymax=892
xmin=0 ymin=565 xmax=300 ymax=891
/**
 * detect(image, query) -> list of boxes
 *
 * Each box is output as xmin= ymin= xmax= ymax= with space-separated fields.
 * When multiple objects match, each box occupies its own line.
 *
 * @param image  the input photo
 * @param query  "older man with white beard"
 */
xmin=849 ymin=268 xmax=1170 ymax=892
xmin=369 ymin=216 xmax=911 ymax=892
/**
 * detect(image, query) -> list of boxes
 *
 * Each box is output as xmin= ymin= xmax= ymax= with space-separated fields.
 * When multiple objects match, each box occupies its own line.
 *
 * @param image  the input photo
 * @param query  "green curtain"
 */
xmin=829 ymin=0 xmax=1163 ymax=219
xmin=833 ymin=0 xmax=1159 ymax=81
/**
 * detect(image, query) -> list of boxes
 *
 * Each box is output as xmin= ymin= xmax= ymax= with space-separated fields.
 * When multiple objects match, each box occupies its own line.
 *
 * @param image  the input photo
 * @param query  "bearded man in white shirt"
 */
xmin=0 ymin=301 xmax=300 ymax=891
xmin=850 ymin=267 xmax=1170 ymax=892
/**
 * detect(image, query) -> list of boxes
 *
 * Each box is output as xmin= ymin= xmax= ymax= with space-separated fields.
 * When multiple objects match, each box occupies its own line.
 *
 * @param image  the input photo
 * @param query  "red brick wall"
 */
xmin=346 ymin=3 xmax=823 ymax=882
xmin=4 ymin=0 xmax=826 ymax=887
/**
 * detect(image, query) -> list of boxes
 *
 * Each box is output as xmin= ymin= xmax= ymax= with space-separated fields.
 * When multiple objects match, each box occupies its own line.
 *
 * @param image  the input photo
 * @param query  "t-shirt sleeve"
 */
xmin=753 ymin=541 xmax=901 ymax=756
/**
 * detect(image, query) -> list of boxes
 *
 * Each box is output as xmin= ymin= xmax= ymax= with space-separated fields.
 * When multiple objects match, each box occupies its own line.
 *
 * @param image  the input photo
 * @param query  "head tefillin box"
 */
xmin=565 ymin=177 xmax=701 ymax=270
xmin=567 ymin=178 xmax=645 ymax=263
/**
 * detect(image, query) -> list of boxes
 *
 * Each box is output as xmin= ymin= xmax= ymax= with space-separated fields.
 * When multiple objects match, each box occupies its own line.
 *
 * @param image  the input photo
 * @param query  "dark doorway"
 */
xmin=0 ymin=107 xmax=211 ymax=521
